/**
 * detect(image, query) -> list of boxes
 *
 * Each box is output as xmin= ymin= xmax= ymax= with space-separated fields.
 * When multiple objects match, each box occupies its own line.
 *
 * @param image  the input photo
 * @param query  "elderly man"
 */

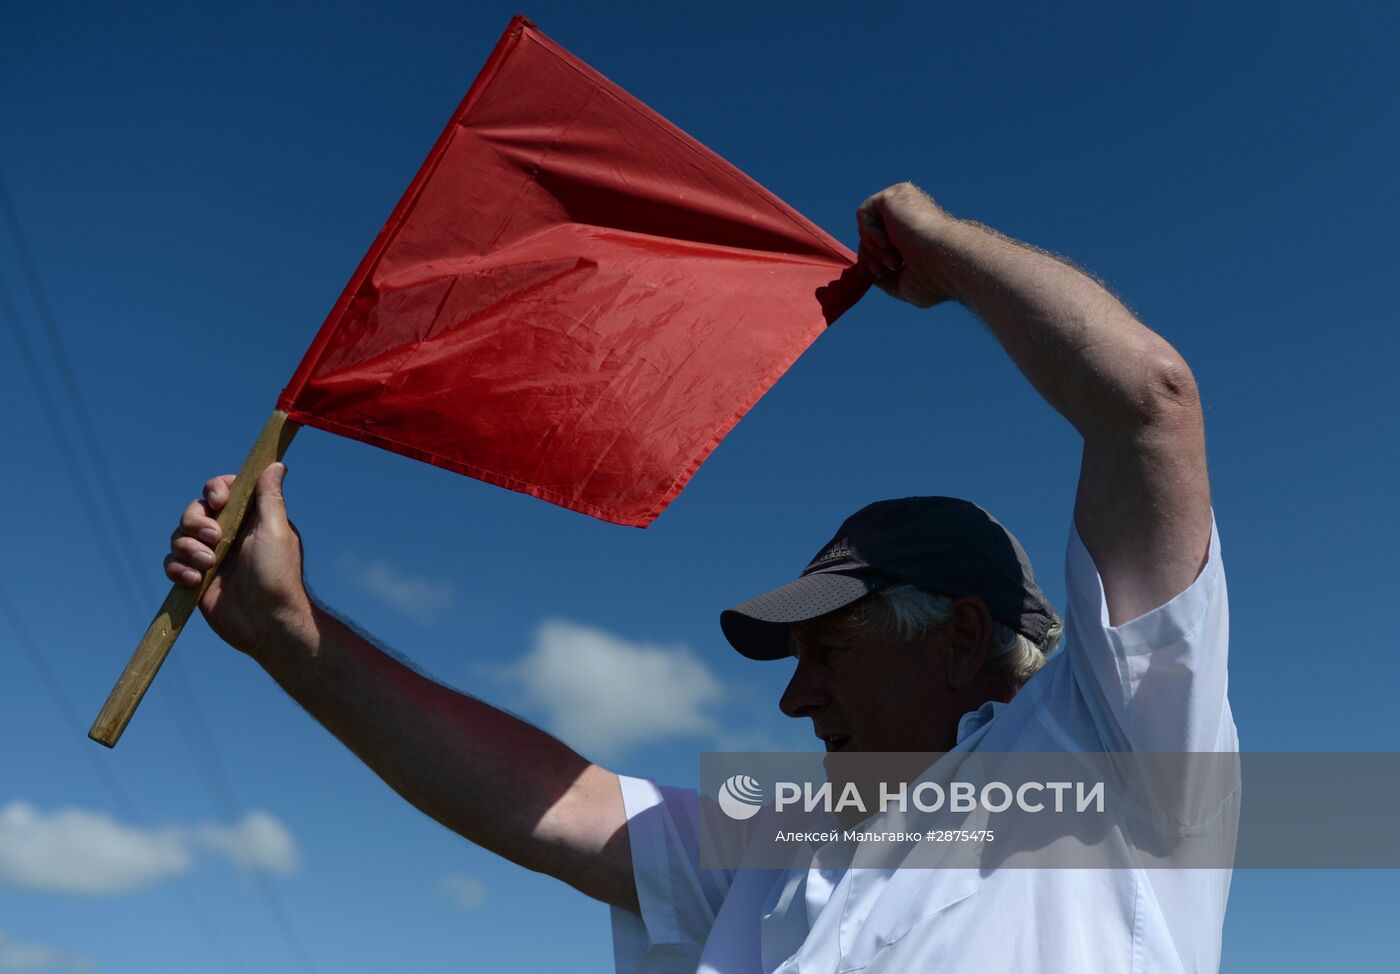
xmin=167 ymin=183 xmax=1233 ymax=972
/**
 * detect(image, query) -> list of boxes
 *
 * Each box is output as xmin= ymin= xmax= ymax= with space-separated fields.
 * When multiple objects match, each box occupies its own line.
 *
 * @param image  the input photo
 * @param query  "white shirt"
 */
xmin=612 ymin=515 xmax=1236 ymax=973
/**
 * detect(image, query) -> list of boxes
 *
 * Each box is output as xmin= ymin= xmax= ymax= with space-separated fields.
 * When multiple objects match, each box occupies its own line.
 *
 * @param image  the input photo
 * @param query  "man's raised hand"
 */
xmin=856 ymin=182 xmax=961 ymax=309
xmin=164 ymin=463 xmax=315 ymax=659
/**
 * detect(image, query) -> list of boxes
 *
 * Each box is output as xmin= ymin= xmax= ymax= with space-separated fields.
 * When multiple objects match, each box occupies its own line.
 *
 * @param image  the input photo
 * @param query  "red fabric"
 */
xmin=277 ymin=15 xmax=867 ymax=526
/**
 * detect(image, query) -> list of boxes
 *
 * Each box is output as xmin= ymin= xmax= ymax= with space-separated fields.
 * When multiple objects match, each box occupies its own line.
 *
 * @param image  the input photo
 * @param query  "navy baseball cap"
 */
xmin=720 ymin=497 xmax=1056 ymax=660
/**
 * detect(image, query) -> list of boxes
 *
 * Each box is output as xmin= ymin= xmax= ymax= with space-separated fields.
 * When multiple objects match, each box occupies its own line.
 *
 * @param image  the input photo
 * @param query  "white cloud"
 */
xmin=0 ymin=803 xmax=300 ymax=895
xmin=0 ymin=931 xmax=91 ymax=972
xmin=439 ymin=873 xmax=487 ymax=909
xmin=339 ymin=552 xmax=455 ymax=625
xmin=506 ymin=619 xmax=725 ymax=756
xmin=0 ymin=802 xmax=188 ymax=894
xmin=191 ymin=811 xmax=299 ymax=874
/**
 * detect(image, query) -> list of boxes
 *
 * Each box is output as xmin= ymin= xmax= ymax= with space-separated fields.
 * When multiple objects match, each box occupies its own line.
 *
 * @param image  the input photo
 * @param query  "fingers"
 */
xmin=177 ymin=497 xmax=222 ymax=546
xmin=165 ymin=463 xmax=293 ymax=593
xmin=856 ymin=194 xmax=904 ymax=277
xmin=858 ymin=244 xmax=897 ymax=280
xmin=857 ymin=253 xmax=901 ymax=298
xmin=165 ymin=539 xmax=211 ymax=588
xmin=166 ymin=474 xmax=235 ymax=587
xmin=171 ymin=534 xmax=215 ymax=568
xmin=165 ymin=555 xmax=203 ymax=588
xmin=168 ymin=502 xmax=218 ymax=587
xmin=202 ymin=474 xmax=237 ymax=513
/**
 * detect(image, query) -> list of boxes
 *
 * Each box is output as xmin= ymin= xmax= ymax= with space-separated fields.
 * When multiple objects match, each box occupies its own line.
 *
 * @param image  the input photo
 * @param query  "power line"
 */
xmin=0 ymin=581 xmax=245 ymax=974
xmin=0 ymin=256 xmax=146 ymax=615
xmin=0 ymin=173 xmax=318 ymax=974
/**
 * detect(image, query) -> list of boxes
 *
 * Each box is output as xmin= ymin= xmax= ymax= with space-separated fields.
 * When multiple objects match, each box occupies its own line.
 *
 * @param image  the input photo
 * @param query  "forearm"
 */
xmin=914 ymin=215 xmax=1199 ymax=435
xmin=854 ymin=182 xmax=1211 ymax=620
xmin=254 ymin=602 xmax=631 ymax=899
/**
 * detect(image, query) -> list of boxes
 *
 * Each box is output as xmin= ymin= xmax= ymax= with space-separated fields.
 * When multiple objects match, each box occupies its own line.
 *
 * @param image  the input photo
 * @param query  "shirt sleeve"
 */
xmin=1062 ymin=509 xmax=1236 ymax=755
xmin=610 ymin=775 xmax=733 ymax=974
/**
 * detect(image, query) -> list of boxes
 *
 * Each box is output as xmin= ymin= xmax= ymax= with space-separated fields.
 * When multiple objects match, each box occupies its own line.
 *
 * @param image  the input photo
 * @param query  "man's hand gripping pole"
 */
xmin=88 ymin=409 xmax=299 ymax=747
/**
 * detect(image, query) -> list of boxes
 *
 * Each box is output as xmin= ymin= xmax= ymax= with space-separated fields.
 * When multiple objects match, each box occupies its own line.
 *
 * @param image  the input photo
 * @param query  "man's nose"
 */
xmin=779 ymin=658 xmax=828 ymax=718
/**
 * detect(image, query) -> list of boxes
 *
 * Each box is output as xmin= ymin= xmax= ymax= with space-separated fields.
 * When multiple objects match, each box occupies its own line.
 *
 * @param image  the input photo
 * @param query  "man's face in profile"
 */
xmin=779 ymin=601 xmax=975 ymax=756
xmin=778 ymin=594 xmax=1005 ymax=825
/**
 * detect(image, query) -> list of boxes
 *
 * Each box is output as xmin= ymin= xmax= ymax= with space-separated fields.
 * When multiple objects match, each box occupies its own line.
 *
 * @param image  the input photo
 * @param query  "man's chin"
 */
xmin=822 ymin=751 xmax=877 ymax=805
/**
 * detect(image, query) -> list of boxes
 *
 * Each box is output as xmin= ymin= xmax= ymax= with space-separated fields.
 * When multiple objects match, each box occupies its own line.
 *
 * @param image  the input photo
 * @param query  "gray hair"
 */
xmin=824 ymin=584 xmax=1063 ymax=693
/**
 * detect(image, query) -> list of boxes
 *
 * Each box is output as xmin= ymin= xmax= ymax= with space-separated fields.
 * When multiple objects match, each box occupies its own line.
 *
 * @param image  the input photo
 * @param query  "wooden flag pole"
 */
xmin=89 ymin=409 xmax=300 ymax=748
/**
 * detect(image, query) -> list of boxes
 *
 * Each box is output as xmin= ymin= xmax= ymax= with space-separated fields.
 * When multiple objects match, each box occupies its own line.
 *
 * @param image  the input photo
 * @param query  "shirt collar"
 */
xmin=955 ymin=699 xmax=1006 ymax=744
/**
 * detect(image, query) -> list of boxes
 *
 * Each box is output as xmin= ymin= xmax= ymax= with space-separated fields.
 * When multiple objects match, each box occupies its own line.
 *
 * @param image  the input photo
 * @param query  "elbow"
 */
xmin=1142 ymin=350 xmax=1202 ymax=425
xmin=1084 ymin=344 xmax=1203 ymax=437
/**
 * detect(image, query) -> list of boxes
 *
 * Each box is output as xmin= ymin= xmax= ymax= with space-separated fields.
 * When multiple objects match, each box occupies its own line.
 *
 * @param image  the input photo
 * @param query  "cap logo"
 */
xmin=809 ymin=538 xmax=854 ymax=570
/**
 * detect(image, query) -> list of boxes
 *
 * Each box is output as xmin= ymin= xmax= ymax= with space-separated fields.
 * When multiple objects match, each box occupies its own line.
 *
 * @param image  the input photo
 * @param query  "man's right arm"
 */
xmin=166 ymin=464 xmax=639 ymax=913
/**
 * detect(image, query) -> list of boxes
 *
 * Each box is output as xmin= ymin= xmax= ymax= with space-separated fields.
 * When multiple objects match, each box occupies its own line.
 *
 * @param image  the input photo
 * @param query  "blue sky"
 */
xmin=2 ymin=2 xmax=1397 ymax=971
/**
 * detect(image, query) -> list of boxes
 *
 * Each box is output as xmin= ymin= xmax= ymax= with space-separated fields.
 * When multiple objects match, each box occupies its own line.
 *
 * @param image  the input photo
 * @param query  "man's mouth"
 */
xmin=820 ymin=733 xmax=853 ymax=753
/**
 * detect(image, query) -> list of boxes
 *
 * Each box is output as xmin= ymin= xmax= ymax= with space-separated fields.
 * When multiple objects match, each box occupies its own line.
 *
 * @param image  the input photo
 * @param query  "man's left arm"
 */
xmin=855 ymin=183 xmax=1211 ymax=621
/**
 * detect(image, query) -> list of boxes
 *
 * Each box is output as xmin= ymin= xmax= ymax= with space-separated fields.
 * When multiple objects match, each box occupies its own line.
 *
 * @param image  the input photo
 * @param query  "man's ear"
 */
xmin=943 ymin=596 xmax=993 ymax=690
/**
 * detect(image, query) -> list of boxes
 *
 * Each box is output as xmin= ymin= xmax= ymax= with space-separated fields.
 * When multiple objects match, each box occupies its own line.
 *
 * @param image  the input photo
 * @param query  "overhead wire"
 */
xmin=0 ymin=580 xmax=245 ymax=974
xmin=0 ymin=172 xmax=318 ymax=974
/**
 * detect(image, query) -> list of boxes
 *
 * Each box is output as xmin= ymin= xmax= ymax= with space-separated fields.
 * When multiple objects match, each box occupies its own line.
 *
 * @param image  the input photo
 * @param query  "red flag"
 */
xmin=277 ymin=16 xmax=867 ymax=526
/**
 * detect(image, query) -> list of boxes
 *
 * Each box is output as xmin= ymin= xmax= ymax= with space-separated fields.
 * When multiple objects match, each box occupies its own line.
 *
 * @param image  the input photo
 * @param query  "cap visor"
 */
xmin=720 ymin=572 xmax=878 ymax=660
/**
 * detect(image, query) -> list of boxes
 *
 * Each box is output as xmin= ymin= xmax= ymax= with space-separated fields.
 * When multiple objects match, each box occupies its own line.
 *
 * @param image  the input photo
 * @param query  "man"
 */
xmin=167 ymin=183 xmax=1233 ymax=972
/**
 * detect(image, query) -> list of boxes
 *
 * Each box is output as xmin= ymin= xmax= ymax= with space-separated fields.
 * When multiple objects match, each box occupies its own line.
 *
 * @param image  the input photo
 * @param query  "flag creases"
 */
xmin=278 ymin=16 xmax=867 ymax=526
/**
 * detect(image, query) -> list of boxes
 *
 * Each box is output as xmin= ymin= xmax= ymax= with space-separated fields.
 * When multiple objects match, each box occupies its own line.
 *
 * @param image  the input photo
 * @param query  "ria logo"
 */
xmin=717 ymin=774 xmax=766 ymax=820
